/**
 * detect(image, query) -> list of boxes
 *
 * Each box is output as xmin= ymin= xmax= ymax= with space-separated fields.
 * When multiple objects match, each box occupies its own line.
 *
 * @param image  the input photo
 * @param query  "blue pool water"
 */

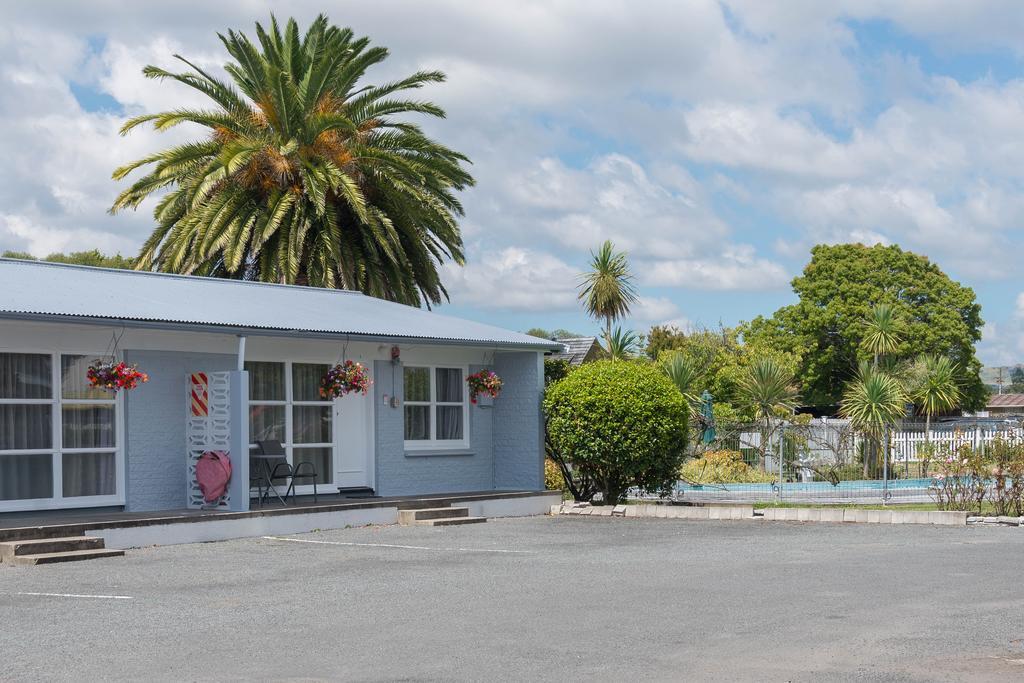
xmin=679 ymin=477 xmax=935 ymax=492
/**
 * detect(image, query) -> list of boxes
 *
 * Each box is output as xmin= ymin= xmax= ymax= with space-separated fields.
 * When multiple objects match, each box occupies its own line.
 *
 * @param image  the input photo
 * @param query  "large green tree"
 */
xmin=744 ymin=244 xmax=985 ymax=410
xmin=111 ymin=14 xmax=473 ymax=306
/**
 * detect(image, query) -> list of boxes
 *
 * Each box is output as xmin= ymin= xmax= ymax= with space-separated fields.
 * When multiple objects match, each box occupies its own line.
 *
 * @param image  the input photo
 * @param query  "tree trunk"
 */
xmin=863 ymin=439 xmax=873 ymax=479
xmin=604 ymin=318 xmax=613 ymax=360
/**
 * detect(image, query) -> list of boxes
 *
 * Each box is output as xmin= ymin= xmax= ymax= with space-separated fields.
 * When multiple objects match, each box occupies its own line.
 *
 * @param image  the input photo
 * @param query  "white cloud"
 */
xmin=628 ymin=297 xmax=683 ymax=326
xmin=1 ymin=1 xmax=1024 ymax=357
xmin=443 ymin=247 xmax=579 ymax=312
xmin=640 ymin=245 xmax=790 ymax=291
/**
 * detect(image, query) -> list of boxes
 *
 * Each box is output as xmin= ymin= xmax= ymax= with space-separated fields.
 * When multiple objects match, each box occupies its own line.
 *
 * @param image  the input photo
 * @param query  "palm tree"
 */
xmin=578 ymin=240 xmax=638 ymax=346
xmin=738 ymin=357 xmax=799 ymax=470
xmin=605 ymin=327 xmax=639 ymax=361
xmin=110 ymin=15 xmax=474 ymax=307
xmin=861 ymin=304 xmax=901 ymax=367
xmin=840 ymin=362 xmax=907 ymax=478
xmin=659 ymin=352 xmax=703 ymax=409
xmin=909 ymin=354 xmax=961 ymax=443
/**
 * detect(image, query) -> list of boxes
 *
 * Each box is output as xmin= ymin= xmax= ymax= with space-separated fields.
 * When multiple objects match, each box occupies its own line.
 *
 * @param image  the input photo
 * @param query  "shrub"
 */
xmin=929 ymin=444 xmax=988 ymax=512
xmin=680 ymin=450 xmax=776 ymax=484
xmin=544 ymin=360 xmax=688 ymax=504
xmin=544 ymin=358 xmax=572 ymax=386
xmin=988 ymin=439 xmax=1024 ymax=516
xmin=544 ymin=458 xmax=567 ymax=492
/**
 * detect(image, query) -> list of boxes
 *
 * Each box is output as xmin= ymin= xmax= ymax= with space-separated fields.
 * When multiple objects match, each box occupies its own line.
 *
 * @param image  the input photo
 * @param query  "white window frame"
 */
xmin=246 ymin=360 xmax=334 ymax=490
xmin=403 ymin=364 xmax=470 ymax=451
xmin=0 ymin=351 xmax=124 ymax=513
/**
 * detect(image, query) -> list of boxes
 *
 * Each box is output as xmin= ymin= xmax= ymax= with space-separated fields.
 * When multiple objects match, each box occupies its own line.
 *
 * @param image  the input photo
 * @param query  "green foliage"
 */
xmin=840 ymin=363 xmax=907 ymax=440
xmin=738 ymin=357 xmax=799 ymax=422
xmin=1009 ymin=367 xmax=1024 ymax=393
xmin=989 ymin=439 xmax=1024 ymax=516
xmin=577 ymin=240 xmax=637 ymax=339
xmin=543 ymin=358 xmax=572 ymax=386
xmin=544 ymin=458 xmax=567 ymax=493
xmin=743 ymin=243 xmax=985 ymax=410
xmin=110 ymin=14 xmax=473 ymax=306
xmin=643 ymin=325 xmax=799 ymax=421
xmin=908 ymin=354 xmax=962 ymax=427
xmin=926 ymin=440 xmax=1024 ymax=514
xmin=2 ymin=249 xmax=135 ymax=269
xmin=929 ymin=444 xmax=989 ymax=512
xmin=658 ymin=352 xmax=704 ymax=406
xmin=860 ymin=303 xmax=902 ymax=364
xmin=605 ymin=326 xmax=640 ymax=360
xmin=526 ymin=327 xmax=583 ymax=340
xmin=680 ymin=450 xmax=776 ymax=484
xmin=645 ymin=324 xmax=688 ymax=360
xmin=544 ymin=360 xmax=688 ymax=504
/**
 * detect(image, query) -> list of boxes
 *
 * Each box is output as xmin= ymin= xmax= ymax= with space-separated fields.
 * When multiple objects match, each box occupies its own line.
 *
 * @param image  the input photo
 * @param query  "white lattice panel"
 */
xmin=186 ymin=371 xmax=232 ymax=508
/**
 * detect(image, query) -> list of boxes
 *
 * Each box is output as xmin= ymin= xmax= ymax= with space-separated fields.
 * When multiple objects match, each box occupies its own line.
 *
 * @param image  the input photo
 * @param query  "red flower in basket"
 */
xmin=467 ymin=370 xmax=502 ymax=404
xmin=87 ymin=360 xmax=149 ymax=393
xmin=320 ymin=360 xmax=373 ymax=399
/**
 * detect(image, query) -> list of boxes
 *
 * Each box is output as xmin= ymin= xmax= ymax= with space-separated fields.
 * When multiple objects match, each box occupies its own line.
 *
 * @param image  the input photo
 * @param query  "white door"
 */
xmin=333 ymin=392 xmax=372 ymax=489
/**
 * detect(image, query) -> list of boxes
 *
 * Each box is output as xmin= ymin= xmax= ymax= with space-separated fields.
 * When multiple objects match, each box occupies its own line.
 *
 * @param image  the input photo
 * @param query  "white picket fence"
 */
xmin=889 ymin=426 xmax=1023 ymax=462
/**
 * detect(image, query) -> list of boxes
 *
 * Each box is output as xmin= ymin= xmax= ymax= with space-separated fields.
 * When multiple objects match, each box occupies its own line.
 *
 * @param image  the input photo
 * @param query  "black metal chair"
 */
xmin=256 ymin=440 xmax=319 ymax=504
xmin=250 ymin=448 xmax=286 ymax=508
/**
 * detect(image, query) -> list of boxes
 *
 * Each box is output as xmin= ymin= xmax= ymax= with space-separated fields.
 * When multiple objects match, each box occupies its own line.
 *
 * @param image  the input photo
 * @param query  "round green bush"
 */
xmin=544 ymin=360 xmax=688 ymax=504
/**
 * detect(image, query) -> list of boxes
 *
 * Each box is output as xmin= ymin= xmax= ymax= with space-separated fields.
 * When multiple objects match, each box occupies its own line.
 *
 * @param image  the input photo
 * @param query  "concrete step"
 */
xmin=414 ymin=516 xmax=487 ymax=527
xmin=10 ymin=548 xmax=125 ymax=566
xmin=0 ymin=536 xmax=105 ymax=562
xmin=399 ymin=506 xmax=470 ymax=524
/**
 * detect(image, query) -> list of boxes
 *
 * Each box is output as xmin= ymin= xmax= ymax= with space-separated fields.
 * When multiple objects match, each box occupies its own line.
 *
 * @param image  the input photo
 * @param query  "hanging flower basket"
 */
xmin=320 ymin=360 xmax=373 ymax=399
xmin=87 ymin=360 xmax=149 ymax=393
xmin=467 ymin=370 xmax=502 ymax=405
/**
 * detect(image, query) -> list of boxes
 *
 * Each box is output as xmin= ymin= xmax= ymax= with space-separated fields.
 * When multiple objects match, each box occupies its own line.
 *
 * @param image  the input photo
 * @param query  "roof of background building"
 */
xmin=0 ymin=258 xmax=560 ymax=350
xmin=549 ymin=337 xmax=601 ymax=365
xmin=987 ymin=393 xmax=1024 ymax=408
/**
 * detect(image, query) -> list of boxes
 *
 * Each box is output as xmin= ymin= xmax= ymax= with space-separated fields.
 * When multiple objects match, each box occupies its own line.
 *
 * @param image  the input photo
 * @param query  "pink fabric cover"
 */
xmin=196 ymin=450 xmax=232 ymax=503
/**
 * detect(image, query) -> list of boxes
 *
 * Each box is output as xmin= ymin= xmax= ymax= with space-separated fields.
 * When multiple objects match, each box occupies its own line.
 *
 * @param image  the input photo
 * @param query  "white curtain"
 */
xmin=435 ymin=369 xmax=463 ymax=440
xmin=62 ymin=452 xmax=115 ymax=497
xmin=405 ymin=405 xmax=430 ymax=440
xmin=0 ymin=353 xmax=118 ymax=502
xmin=246 ymin=361 xmax=285 ymax=400
xmin=0 ymin=353 xmax=54 ymax=501
xmin=0 ymin=454 xmax=52 ymax=501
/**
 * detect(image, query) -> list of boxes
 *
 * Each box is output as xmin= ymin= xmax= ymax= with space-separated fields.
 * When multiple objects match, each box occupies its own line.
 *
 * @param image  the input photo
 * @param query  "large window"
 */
xmin=0 ymin=353 xmax=120 ymax=509
xmin=247 ymin=361 xmax=332 ymax=485
xmin=404 ymin=366 xmax=468 ymax=448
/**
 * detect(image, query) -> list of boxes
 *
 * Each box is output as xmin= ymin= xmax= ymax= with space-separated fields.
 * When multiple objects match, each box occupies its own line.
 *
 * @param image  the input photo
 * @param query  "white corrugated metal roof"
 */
xmin=0 ymin=259 xmax=561 ymax=350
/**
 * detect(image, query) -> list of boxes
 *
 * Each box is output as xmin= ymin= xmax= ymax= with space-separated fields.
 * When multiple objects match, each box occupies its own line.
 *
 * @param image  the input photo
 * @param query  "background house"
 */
xmin=0 ymin=259 xmax=558 ymax=515
xmin=549 ymin=337 xmax=603 ymax=366
xmin=983 ymin=393 xmax=1024 ymax=417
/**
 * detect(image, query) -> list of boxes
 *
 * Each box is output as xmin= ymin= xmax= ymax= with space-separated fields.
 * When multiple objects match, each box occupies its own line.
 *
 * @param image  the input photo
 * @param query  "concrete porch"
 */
xmin=0 ymin=490 xmax=562 ymax=550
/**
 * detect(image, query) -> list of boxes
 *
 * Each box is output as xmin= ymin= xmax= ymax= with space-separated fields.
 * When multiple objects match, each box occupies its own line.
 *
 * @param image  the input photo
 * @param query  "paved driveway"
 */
xmin=3 ymin=516 xmax=1024 ymax=682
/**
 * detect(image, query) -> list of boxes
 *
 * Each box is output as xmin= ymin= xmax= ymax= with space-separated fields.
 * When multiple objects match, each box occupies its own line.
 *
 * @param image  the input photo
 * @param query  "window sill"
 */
xmin=404 ymin=449 xmax=475 ymax=458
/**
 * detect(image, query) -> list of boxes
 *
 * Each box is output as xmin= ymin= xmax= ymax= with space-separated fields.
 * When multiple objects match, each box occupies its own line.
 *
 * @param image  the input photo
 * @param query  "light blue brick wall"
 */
xmin=492 ymin=351 xmax=544 ymax=490
xmin=123 ymin=350 xmax=236 ymax=511
xmin=372 ymin=360 xmax=494 ymax=495
xmin=372 ymin=352 xmax=543 ymax=495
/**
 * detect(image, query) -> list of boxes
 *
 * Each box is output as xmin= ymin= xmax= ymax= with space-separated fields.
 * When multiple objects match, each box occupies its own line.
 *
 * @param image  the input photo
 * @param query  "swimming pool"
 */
xmin=630 ymin=477 xmax=941 ymax=504
xmin=679 ymin=477 xmax=935 ymax=493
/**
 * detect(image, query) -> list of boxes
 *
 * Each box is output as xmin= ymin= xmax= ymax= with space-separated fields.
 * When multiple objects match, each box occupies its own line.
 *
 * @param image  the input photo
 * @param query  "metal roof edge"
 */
xmin=0 ymin=257 xmax=363 ymax=297
xmin=0 ymin=311 xmax=564 ymax=352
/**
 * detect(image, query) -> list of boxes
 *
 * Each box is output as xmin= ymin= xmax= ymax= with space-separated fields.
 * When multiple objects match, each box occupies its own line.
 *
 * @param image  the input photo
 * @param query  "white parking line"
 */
xmin=262 ymin=536 xmax=535 ymax=554
xmin=12 ymin=592 xmax=133 ymax=600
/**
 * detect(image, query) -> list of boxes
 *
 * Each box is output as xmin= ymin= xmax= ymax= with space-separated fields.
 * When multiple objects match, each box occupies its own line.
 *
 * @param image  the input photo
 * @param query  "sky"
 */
xmin=2 ymin=1 xmax=1024 ymax=363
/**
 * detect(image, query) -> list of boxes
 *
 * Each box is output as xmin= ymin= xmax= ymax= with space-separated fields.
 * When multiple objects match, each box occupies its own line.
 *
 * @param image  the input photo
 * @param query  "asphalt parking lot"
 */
xmin=4 ymin=516 xmax=1024 ymax=682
